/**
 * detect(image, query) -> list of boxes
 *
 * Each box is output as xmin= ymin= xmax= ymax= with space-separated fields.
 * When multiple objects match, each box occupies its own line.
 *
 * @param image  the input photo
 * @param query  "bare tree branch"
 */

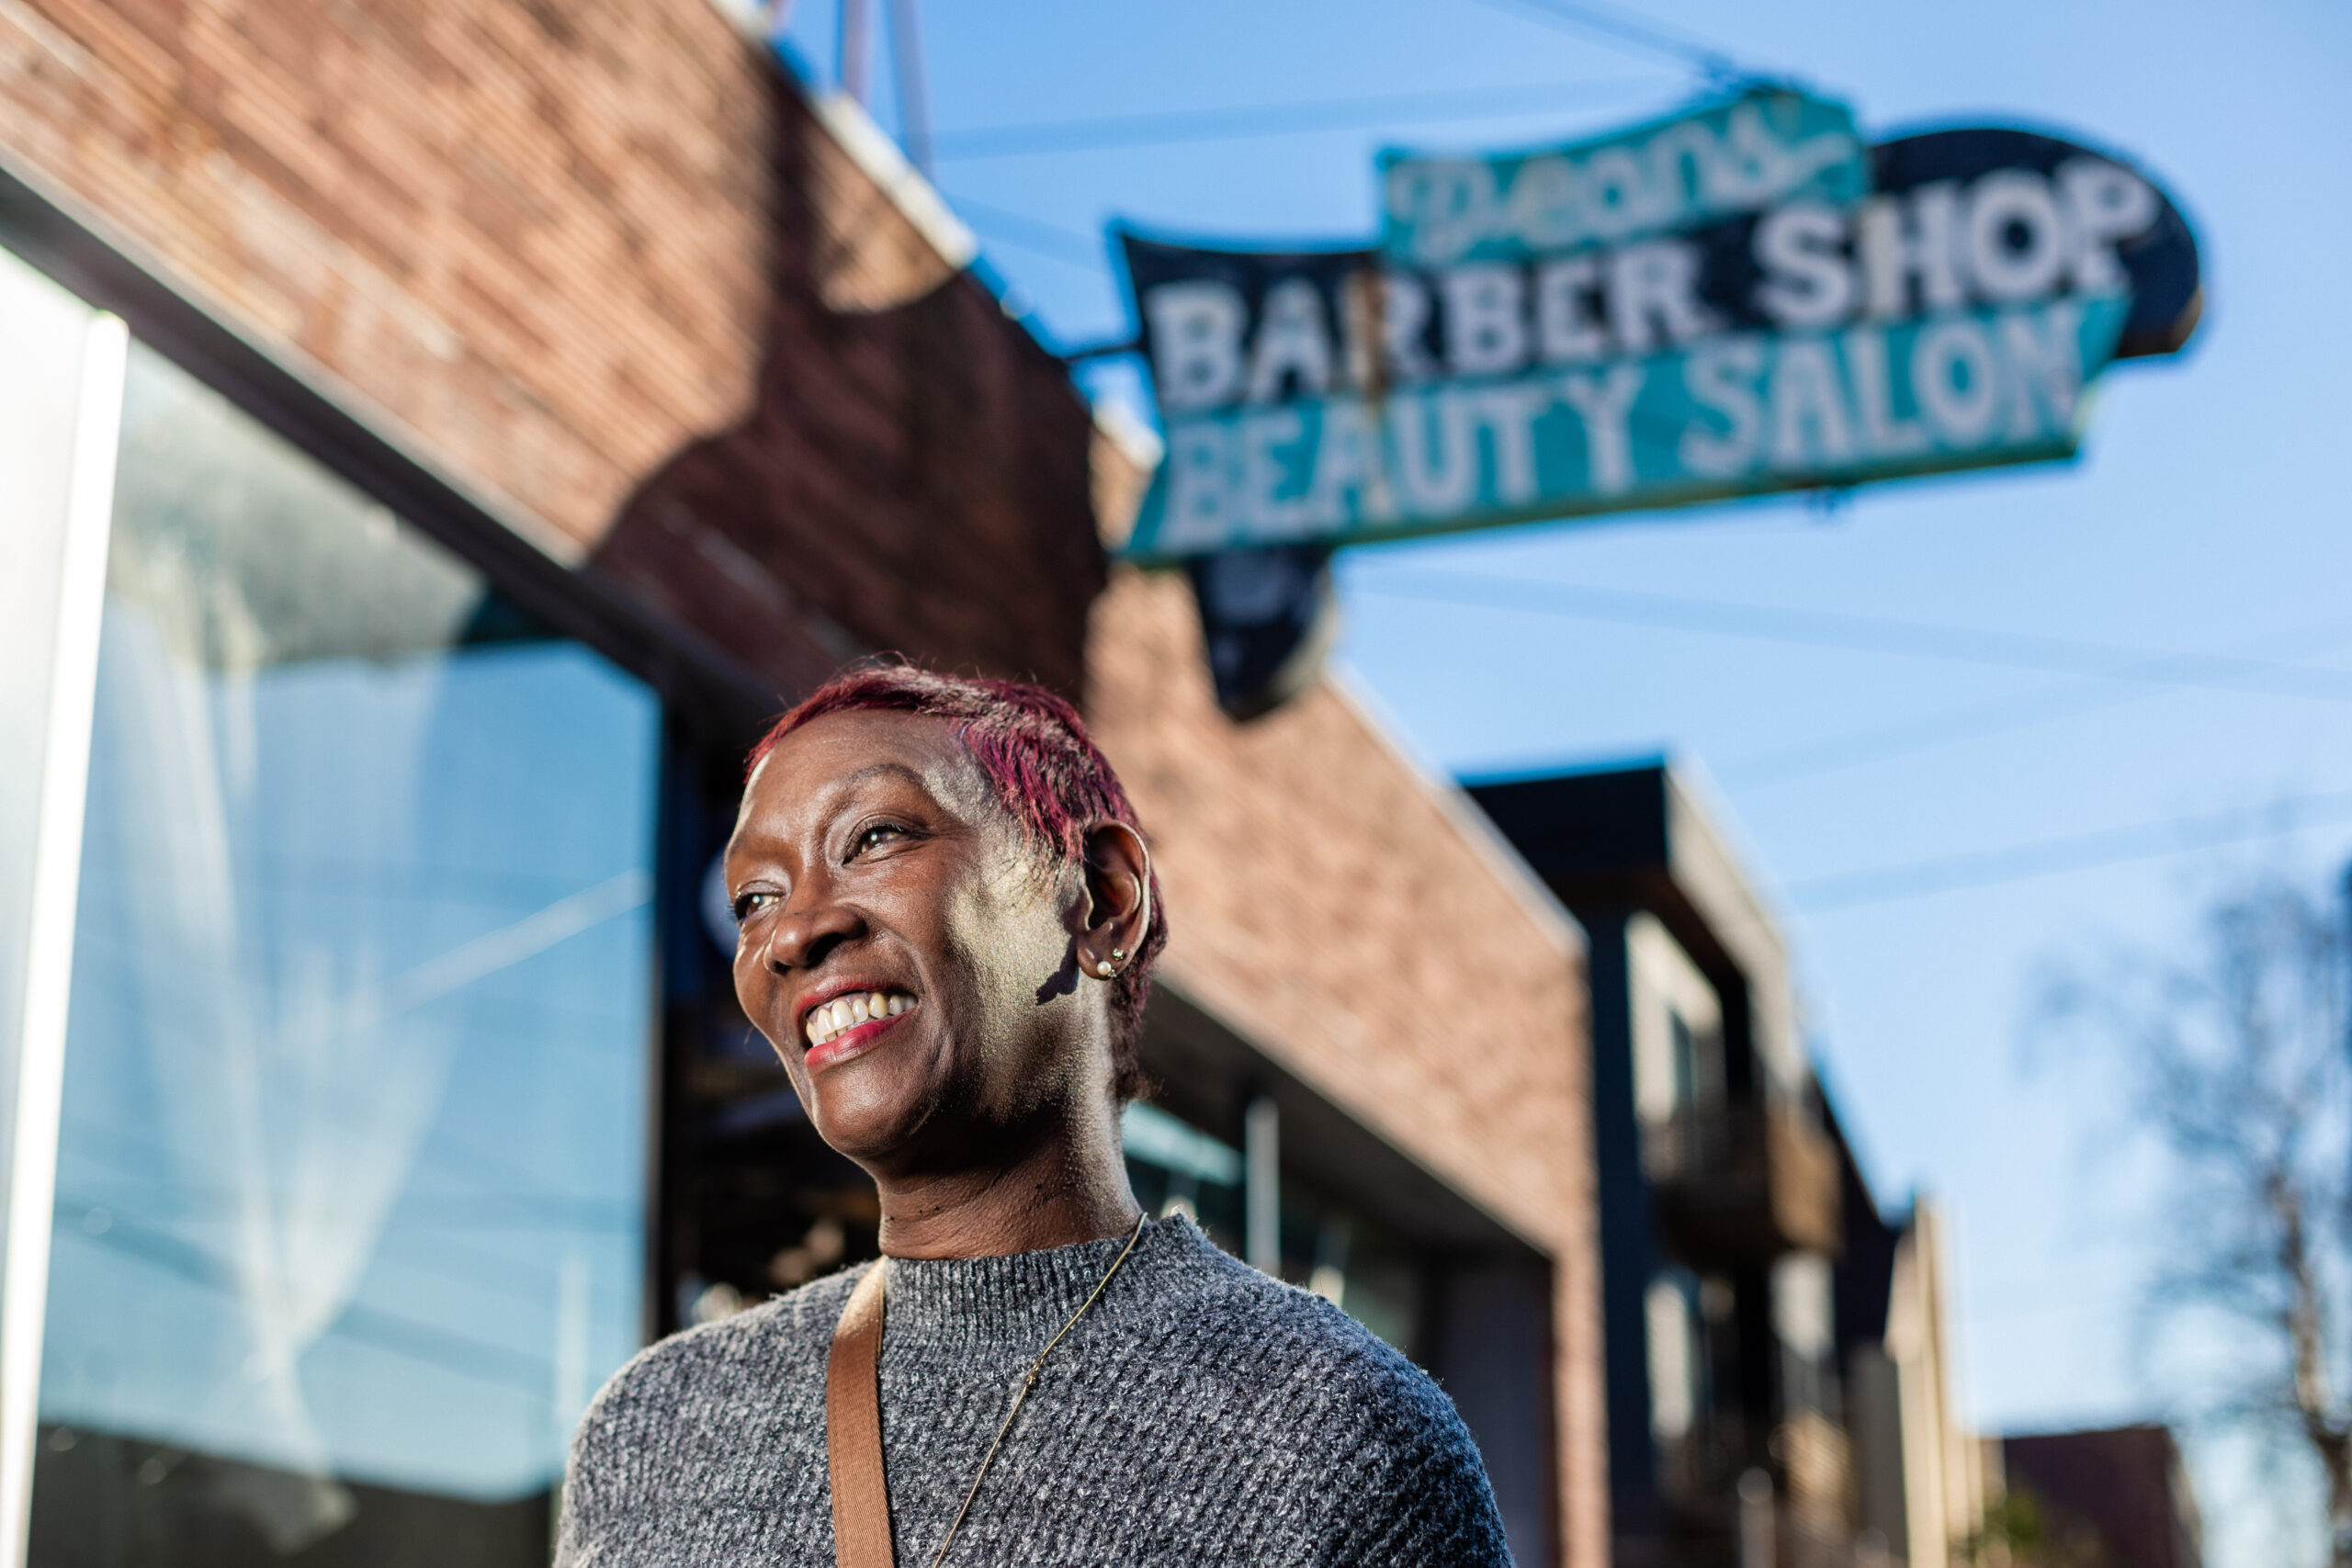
xmin=2039 ymin=865 xmax=2352 ymax=1563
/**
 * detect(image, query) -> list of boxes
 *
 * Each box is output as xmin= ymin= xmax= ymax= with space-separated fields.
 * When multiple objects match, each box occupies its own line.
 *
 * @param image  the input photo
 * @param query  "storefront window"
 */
xmin=29 ymin=344 xmax=660 ymax=1565
xmin=1121 ymin=1101 xmax=1245 ymax=1246
xmin=1120 ymin=1102 xmax=1425 ymax=1355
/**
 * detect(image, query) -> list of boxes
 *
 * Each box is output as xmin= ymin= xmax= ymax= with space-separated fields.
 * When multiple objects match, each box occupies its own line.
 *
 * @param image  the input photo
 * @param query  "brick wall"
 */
xmin=1084 ymin=560 xmax=1611 ymax=1568
xmin=0 ymin=0 xmax=1102 ymax=698
xmin=0 ymin=0 xmax=769 ymax=554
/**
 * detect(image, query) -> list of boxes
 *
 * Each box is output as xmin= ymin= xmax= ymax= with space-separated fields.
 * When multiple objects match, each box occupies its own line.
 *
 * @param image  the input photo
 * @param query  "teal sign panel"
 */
xmin=1379 ymin=88 xmax=1868 ymax=266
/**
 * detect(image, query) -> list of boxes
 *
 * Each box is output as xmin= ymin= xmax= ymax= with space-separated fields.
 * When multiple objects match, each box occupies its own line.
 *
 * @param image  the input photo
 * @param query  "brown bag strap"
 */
xmin=828 ymin=1261 xmax=895 ymax=1568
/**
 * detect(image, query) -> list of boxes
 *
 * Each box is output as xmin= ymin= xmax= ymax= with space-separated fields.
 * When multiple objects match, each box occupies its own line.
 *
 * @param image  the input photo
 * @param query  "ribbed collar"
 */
xmin=878 ymin=1214 xmax=1194 ymax=1353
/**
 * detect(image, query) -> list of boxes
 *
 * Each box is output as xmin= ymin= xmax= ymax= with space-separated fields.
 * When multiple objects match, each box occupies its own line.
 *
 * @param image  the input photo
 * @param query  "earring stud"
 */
xmin=1111 ymin=946 xmax=1126 ymax=961
xmin=1096 ymin=959 xmax=1115 ymax=977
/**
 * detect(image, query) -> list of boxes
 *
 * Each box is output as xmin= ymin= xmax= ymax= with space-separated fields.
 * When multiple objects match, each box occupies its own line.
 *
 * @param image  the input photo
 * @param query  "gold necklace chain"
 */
xmin=926 ymin=1211 xmax=1149 ymax=1568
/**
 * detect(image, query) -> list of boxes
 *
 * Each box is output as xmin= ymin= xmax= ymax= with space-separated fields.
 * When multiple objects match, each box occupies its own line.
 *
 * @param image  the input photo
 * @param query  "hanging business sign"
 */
xmin=1116 ymin=87 xmax=2200 ymax=561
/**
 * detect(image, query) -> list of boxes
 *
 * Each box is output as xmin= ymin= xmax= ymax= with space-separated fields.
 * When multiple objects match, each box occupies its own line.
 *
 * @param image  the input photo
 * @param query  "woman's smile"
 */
xmin=797 ymin=983 xmax=922 ymax=1071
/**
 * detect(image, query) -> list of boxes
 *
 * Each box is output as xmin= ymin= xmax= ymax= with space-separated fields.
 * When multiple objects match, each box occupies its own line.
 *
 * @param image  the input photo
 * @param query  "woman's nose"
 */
xmin=761 ymin=888 xmax=867 ymax=975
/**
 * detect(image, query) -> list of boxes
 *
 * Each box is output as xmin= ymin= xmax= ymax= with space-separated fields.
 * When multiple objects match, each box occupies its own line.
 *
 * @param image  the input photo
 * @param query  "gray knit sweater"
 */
xmin=557 ymin=1214 xmax=1512 ymax=1566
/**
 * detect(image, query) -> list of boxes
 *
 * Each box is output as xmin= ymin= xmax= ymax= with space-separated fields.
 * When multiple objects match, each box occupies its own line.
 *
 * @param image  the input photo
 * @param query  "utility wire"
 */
xmin=1348 ymin=569 xmax=2352 ymax=706
xmin=952 ymin=197 xmax=1107 ymax=266
xmin=1467 ymin=0 xmax=1766 ymax=84
xmin=930 ymin=75 xmax=1668 ymax=160
xmin=1722 ymin=613 xmax=2352 ymax=789
xmin=1786 ymin=787 xmax=2352 ymax=912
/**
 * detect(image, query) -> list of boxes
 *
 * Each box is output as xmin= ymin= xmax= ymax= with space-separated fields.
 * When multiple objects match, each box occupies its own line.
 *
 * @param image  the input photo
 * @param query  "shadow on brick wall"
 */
xmin=589 ymin=69 xmax=1107 ymax=713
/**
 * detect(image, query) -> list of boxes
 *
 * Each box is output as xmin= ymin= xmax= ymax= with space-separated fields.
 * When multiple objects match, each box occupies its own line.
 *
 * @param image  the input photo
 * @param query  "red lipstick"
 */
xmin=806 ymin=1007 xmax=912 ymax=1072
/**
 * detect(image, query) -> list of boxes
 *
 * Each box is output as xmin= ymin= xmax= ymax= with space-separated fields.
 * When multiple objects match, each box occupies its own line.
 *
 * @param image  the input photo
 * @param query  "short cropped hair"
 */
xmin=749 ymin=664 xmax=1165 ymax=1102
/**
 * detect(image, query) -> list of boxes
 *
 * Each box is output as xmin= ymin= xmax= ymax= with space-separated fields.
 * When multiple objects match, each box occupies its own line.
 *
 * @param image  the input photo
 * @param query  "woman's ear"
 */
xmin=1080 ymin=820 xmax=1152 ymax=977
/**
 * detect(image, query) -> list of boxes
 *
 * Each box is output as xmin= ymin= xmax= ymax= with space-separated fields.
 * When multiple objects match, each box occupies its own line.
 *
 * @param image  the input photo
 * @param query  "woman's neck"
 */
xmin=873 ymin=1101 xmax=1141 ymax=1259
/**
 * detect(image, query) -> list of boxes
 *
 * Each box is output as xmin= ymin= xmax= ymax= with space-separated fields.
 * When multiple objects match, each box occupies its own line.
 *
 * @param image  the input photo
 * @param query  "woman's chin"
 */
xmin=806 ymin=1058 xmax=942 ymax=1163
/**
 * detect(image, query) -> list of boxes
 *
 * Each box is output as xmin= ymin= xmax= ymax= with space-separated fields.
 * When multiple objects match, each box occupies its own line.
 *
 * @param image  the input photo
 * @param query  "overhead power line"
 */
xmin=930 ymin=75 xmax=1668 ymax=160
xmin=1349 ymin=570 xmax=2352 ymax=706
xmin=951 ymin=197 xmax=1106 ymax=266
xmin=1785 ymin=788 xmax=2352 ymax=912
xmin=1468 ymin=0 xmax=1767 ymax=84
xmin=1722 ymin=612 xmax=2352 ymax=789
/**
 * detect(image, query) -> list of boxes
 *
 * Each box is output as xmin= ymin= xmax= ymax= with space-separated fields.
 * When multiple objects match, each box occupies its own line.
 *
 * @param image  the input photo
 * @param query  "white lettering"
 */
xmin=1859 ymin=183 xmax=1964 ymax=321
xmin=2058 ymin=158 xmax=2158 ymax=294
xmin=1238 ymin=408 xmax=1310 ymax=538
xmin=1753 ymin=202 xmax=1856 ymax=330
xmin=1505 ymin=156 xmax=1580 ymax=253
xmin=1145 ymin=282 xmax=1248 ymax=412
xmin=1477 ymin=384 xmax=1551 ymax=502
xmin=1385 ymin=97 xmax=1860 ymax=265
xmin=1679 ymin=339 xmax=1765 ymax=477
xmin=1306 ymin=400 xmax=1397 ymax=526
xmin=1646 ymin=119 xmax=1718 ymax=213
xmin=1558 ymin=364 xmax=1645 ymax=495
xmin=1912 ymin=318 xmax=2000 ymax=448
xmin=1963 ymin=171 xmax=2068 ymax=303
xmin=1709 ymin=97 xmax=1855 ymax=210
xmin=1442 ymin=264 xmax=1530 ymax=377
xmin=1767 ymin=338 xmax=1856 ymax=468
xmin=1392 ymin=389 xmax=1479 ymax=514
xmin=1535 ymin=254 xmax=1609 ymax=364
xmin=1842 ymin=327 xmax=1928 ymax=457
xmin=1160 ymin=422 xmax=1233 ymax=551
xmin=1998 ymin=301 xmax=2085 ymax=441
xmin=1580 ymin=146 xmax=1660 ymax=241
xmin=1243 ymin=279 xmax=1336 ymax=404
xmin=1380 ymin=272 xmax=1439 ymax=383
xmin=1386 ymin=159 xmax=1501 ymax=269
xmin=1609 ymin=240 xmax=1715 ymax=353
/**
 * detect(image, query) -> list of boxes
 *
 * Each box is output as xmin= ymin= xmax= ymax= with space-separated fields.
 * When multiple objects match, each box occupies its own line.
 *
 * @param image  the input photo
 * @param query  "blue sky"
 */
xmin=774 ymin=2 xmax=2352 ymax=1559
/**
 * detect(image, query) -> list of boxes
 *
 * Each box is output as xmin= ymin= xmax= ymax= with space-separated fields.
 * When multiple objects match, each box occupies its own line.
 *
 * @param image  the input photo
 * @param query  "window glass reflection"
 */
xmin=31 ymin=344 xmax=659 ymax=1566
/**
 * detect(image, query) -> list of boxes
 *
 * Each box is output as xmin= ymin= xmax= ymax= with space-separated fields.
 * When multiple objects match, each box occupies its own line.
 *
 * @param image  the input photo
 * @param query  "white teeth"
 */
xmin=804 ymin=991 xmax=918 ymax=1047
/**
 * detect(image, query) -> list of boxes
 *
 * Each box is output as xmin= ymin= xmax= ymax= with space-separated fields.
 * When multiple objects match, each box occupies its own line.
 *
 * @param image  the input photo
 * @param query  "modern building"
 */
xmin=0 ymin=3 xmax=1610 ymax=1566
xmin=1838 ymin=1179 xmax=1994 ymax=1568
xmin=1472 ymin=760 xmax=1996 ymax=1568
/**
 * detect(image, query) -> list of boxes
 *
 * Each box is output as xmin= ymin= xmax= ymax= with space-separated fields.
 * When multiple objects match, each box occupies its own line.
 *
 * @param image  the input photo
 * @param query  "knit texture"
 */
xmin=557 ymin=1214 xmax=1514 ymax=1566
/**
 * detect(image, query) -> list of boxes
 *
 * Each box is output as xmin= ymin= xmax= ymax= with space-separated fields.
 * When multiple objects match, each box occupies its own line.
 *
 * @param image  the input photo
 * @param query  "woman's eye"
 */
xmin=731 ymin=890 xmax=778 ymax=925
xmin=852 ymin=823 xmax=909 ymax=858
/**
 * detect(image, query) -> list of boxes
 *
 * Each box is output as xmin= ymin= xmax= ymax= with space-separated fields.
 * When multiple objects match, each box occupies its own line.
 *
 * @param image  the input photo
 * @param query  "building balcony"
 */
xmin=1773 ymin=1410 xmax=1857 ymax=1536
xmin=1645 ymin=1102 xmax=1842 ymax=1263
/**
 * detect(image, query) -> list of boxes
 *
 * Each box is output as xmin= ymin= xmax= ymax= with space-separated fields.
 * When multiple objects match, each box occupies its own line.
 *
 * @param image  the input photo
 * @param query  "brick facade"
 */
xmin=0 ymin=0 xmax=768 ymax=554
xmin=0 ymin=2 xmax=1608 ymax=1559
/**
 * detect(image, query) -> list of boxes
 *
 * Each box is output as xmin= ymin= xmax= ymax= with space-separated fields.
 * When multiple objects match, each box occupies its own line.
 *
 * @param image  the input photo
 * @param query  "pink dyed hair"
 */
xmin=748 ymin=663 xmax=1166 ymax=1100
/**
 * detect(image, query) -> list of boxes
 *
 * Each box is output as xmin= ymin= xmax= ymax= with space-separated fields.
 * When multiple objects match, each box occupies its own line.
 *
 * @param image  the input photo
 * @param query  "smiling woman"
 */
xmin=555 ymin=664 xmax=1515 ymax=1568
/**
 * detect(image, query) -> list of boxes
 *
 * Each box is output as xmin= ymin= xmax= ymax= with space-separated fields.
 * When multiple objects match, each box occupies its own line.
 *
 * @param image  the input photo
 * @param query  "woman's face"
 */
xmin=724 ymin=709 xmax=1108 ymax=1171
